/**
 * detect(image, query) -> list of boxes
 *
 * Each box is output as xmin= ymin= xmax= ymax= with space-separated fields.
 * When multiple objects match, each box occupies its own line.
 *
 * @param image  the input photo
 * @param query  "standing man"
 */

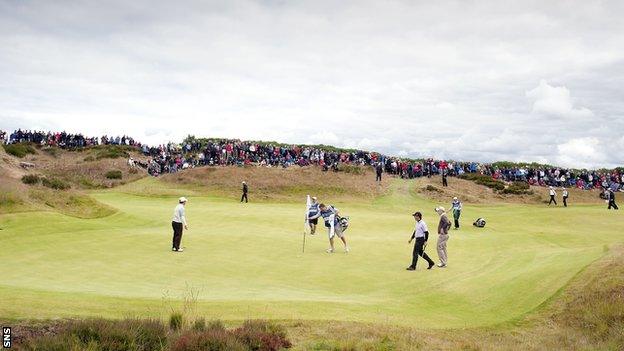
xmin=562 ymin=187 xmax=569 ymax=207
xmin=548 ymin=186 xmax=557 ymax=206
xmin=318 ymin=203 xmax=349 ymax=253
xmin=442 ymin=169 xmax=448 ymax=187
xmin=435 ymin=207 xmax=451 ymax=268
xmin=450 ymin=197 xmax=462 ymax=229
xmin=241 ymin=181 xmax=248 ymax=203
xmin=406 ymin=211 xmax=435 ymax=271
xmin=172 ymin=197 xmax=188 ymax=252
xmin=307 ymin=196 xmax=320 ymax=235
xmin=375 ymin=162 xmax=383 ymax=182
xmin=607 ymin=188 xmax=619 ymax=210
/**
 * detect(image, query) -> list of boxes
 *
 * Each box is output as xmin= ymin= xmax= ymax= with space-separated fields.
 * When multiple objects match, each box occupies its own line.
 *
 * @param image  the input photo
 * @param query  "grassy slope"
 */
xmin=1 ymin=178 xmax=622 ymax=332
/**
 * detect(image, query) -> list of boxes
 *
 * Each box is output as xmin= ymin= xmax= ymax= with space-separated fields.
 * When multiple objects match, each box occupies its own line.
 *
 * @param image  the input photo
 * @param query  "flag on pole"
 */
xmin=304 ymin=195 xmax=311 ymax=234
xmin=303 ymin=195 xmax=311 ymax=253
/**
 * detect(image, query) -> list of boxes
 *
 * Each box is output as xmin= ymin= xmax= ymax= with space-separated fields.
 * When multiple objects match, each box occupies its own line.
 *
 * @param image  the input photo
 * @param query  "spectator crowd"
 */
xmin=2 ymin=128 xmax=623 ymax=192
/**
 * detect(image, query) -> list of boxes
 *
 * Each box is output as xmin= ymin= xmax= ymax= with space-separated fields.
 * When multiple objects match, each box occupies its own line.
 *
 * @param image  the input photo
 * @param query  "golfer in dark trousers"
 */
xmin=562 ymin=188 xmax=569 ymax=207
xmin=608 ymin=189 xmax=619 ymax=210
xmin=172 ymin=197 xmax=188 ymax=252
xmin=375 ymin=163 xmax=382 ymax=182
xmin=241 ymin=181 xmax=248 ymax=203
xmin=407 ymin=211 xmax=435 ymax=271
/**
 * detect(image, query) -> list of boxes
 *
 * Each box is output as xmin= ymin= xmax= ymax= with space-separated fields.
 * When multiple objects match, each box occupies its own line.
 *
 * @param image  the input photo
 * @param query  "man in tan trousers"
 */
xmin=435 ymin=206 xmax=451 ymax=268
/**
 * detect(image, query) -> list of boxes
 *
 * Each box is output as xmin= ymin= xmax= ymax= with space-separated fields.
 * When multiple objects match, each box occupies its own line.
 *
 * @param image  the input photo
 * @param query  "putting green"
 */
xmin=0 ymin=179 xmax=622 ymax=328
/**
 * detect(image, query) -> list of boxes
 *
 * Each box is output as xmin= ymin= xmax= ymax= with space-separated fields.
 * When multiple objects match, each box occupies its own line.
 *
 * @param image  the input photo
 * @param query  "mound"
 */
xmin=147 ymin=166 xmax=389 ymax=202
xmin=0 ymin=145 xmax=147 ymax=217
xmin=415 ymin=176 xmax=606 ymax=205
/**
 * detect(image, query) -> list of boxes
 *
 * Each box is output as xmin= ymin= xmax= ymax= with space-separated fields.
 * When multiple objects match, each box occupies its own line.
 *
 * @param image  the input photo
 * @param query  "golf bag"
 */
xmin=473 ymin=218 xmax=486 ymax=228
xmin=337 ymin=216 xmax=350 ymax=232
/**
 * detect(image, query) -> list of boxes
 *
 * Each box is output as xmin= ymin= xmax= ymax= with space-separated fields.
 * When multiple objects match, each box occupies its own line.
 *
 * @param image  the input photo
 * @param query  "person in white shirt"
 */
xmin=172 ymin=197 xmax=188 ymax=252
xmin=562 ymin=187 xmax=569 ymax=207
xmin=548 ymin=186 xmax=557 ymax=206
xmin=406 ymin=211 xmax=435 ymax=271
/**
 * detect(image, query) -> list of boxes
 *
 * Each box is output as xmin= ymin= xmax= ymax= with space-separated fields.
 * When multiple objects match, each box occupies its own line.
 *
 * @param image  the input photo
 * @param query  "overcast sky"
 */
xmin=1 ymin=1 xmax=623 ymax=168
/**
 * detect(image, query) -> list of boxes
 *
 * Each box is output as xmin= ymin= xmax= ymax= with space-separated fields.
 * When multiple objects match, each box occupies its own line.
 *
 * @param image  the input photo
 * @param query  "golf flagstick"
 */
xmin=303 ymin=195 xmax=311 ymax=253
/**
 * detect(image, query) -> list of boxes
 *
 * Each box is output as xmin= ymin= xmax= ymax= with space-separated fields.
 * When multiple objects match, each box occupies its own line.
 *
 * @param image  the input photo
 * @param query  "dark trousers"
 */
xmin=410 ymin=237 xmax=434 ymax=269
xmin=376 ymin=173 xmax=382 ymax=182
xmin=548 ymin=195 xmax=557 ymax=205
xmin=608 ymin=200 xmax=619 ymax=210
xmin=563 ymin=196 xmax=568 ymax=207
xmin=172 ymin=221 xmax=183 ymax=250
xmin=442 ymin=176 xmax=448 ymax=187
xmin=241 ymin=193 xmax=248 ymax=203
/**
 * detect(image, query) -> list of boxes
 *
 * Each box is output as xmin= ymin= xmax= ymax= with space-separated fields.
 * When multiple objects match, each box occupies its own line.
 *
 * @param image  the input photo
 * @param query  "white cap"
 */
xmin=312 ymin=196 xmax=317 ymax=200
xmin=179 ymin=197 xmax=188 ymax=203
xmin=435 ymin=206 xmax=445 ymax=213
xmin=453 ymin=197 xmax=458 ymax=200
xmin=242 ymin=181 xmax=246 ymax=184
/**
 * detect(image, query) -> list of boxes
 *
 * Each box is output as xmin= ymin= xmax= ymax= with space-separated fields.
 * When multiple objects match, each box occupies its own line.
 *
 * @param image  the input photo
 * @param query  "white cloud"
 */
xmin=526 ymin=80 xmax=594 ymax=119
xmin=556 ymin=137 xmax=609 ymax=169
xmin=1 ymin=1 xmax=623 ymax=168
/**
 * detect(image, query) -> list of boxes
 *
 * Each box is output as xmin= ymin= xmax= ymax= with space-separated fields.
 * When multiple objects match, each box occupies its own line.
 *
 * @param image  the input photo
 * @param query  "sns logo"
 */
xmin=2 ymin=327 xmax=10 ymax=348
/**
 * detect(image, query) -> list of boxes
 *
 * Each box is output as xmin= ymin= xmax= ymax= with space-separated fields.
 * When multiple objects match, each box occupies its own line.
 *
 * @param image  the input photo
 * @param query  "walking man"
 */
xmin=435 ymin=207 xmax=451 ymax=268
xmin=548 ymin=186 xmax=557 ymax=206
xmin=375 ymin=162 xmax=383 ymax=182
xmin=307 ymin=196 xmax=320 ymax=235
xmin=442 ymin=169 xmax=448 ymax=187
xmin=241 ymin=181 xmax=248 ymax=203
xmin=450 ymin=197 xmax=462 ymax=229
xmin=562 ymin=187 xmax=569 ymax=207
xmin=607 ymin=189 xmax=619 ymax=210
xmin=172 ymin=197 xmax=188 ymax=252
xmin=406 ymin=211 xmax=435 ymax=271
xmin=317 ymin=203 xmax=349 ymax=253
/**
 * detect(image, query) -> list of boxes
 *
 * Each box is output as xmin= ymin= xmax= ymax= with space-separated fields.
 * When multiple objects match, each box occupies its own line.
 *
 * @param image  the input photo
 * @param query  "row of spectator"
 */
xmin=3 ymin=129 xmax=623 ymax=192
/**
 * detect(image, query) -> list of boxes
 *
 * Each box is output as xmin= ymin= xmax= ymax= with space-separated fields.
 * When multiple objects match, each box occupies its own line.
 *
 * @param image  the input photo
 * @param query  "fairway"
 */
xmin=1 ymin=179 xmax=622 ymax=329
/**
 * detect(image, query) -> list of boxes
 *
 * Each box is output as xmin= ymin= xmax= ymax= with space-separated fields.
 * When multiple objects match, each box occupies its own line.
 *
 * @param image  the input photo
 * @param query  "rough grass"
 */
xmin=105 ymin=169 xmax=123 ymax=179
xmin=150 ymin=166 xmax=389 ymax=202
xmin=92 ymin=145 xmax=134 ymax=160
xmin=28 ymin=188 xmax=116 ymax=218
xmin=459 ymin=173 xmax=506 ymax=191
xmin=414 ymin=176 xmax=603 ymax=205
xmin=2 ymin=142 xmax=37 ymax=158
xmin=17 ymin=318 xmax=291 ymax=351
xmin=21 ymin=174 xmax=41 ymax=185
xmin=41 ymin=176 xmax=71 ymax=190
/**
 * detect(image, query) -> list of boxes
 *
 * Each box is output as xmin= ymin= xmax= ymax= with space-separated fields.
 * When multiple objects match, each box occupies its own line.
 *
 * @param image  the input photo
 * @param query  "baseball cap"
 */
xmin=179 ymin=197 xmax=188 ymax=203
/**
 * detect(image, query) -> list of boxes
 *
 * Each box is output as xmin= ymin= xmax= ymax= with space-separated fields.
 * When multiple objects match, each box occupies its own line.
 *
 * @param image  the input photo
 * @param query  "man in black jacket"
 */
xmin=241 ymin=181 xmax=248 ymax=203
xmin=406 ymin=211 xmax=435 ymax=271
xmin=607 ymin=189 xmax=618 ymax=210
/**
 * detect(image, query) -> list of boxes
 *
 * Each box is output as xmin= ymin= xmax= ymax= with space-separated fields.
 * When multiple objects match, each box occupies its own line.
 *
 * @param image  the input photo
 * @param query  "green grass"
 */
xmin=2 ymin=142 xmax=37 ymax=158
xmin=0 ymin=179 xmax=622 ymax=330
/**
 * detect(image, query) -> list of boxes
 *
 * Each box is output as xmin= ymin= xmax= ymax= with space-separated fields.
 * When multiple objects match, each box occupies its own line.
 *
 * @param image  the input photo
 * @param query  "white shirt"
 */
xmin=549 ymin=189 xmax=556 ymax=196
xmin=172 ymin=204 xmax=187 ymax=225
xmin=414 ymin=220 xmax=428 ymax=238
xmin=563 ymin=190 xmax=569 ymax=197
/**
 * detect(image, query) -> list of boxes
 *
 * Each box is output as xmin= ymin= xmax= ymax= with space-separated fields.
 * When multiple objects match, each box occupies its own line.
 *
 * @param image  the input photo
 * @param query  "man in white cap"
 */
xmin=435 ymin=206 xmax=451 ymax=267
xmin=548 ymin=186 xmax=557 ymax=206
xmin=172 ymin=197 xmax=188 ymax=252
xmin=450 ymin=197 xmax=462 ymax=229
xmin=307 ymin=196 xmax=320 ymax=235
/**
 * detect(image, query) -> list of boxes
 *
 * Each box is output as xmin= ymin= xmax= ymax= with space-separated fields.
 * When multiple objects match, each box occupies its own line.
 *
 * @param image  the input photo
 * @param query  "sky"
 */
xmin=1 ymin=0 xmax=623 ymax=168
